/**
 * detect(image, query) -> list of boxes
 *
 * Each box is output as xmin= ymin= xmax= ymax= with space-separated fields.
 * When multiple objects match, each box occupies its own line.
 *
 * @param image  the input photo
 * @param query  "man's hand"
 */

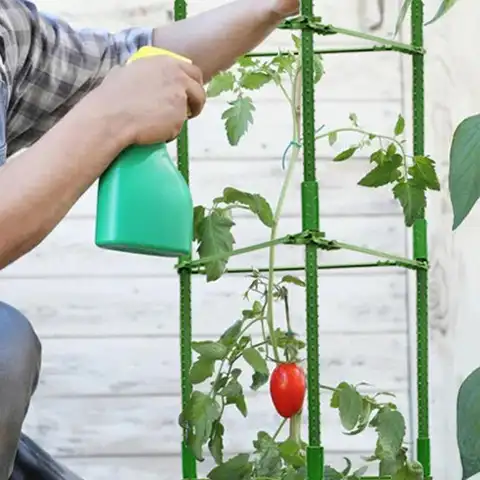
xmin=92 ymin=55 xmax=206 ymax=147
xmin=271 ymin=0 xmax=300 ymax=18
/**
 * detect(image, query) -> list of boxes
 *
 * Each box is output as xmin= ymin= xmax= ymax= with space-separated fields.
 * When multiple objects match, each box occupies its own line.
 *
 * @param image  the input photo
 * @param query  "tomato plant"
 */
xmin=176 ymin=1 xmax=480 ymax=479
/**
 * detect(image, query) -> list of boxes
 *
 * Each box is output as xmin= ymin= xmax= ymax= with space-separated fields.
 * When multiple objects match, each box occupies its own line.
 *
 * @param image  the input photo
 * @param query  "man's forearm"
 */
xmin=153 ymin=0 xmax=285 ymax=81
xmin=0 ymin=94 xmax=129 ymax=270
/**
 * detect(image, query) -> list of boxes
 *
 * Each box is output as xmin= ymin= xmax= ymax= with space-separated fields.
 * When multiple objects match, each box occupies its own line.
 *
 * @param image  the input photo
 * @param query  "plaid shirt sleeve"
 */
xmin=0 ymin=0 xmax=153 ymax=156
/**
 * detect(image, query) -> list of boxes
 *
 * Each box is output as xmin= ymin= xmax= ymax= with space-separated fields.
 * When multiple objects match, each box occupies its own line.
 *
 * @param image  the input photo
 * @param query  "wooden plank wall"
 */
xmin=0 ymin=0 xmax=432 ymax=478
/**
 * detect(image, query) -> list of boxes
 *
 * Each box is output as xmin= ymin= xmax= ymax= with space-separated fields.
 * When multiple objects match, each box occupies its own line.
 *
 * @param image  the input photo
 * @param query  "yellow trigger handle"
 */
xmin=128 ymin=46 xmax=193 ymax=116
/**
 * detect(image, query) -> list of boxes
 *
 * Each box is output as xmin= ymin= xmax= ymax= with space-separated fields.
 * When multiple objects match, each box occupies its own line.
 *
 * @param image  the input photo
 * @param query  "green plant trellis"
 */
xmin=173 ymin=0 xmax=431 ymax=479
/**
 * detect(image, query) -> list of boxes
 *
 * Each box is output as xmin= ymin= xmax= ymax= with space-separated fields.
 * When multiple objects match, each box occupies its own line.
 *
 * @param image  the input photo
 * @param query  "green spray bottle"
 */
xmin=95 ymin=46 xmax=193 ymax=257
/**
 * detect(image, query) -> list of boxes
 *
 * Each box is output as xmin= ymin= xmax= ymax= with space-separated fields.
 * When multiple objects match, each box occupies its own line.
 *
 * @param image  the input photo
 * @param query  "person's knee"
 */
xmin=0 ymin=301 xmax=42 ymax=399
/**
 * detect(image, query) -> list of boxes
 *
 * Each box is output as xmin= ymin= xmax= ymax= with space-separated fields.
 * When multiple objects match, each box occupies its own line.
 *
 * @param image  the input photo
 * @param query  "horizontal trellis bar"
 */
xmin=247 ymin=45 xmax=407 ymax=58
xmin=177 ymin=231 xmax=428 ymax=272
xmin=188 ymin=260 xmax=411 ymax=275
xmin=276 ymin=16 xmax=424 ymax=55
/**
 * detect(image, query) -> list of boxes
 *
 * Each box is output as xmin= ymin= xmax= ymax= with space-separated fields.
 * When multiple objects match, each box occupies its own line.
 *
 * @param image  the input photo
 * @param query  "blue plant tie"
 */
xmin=281 ymin=140 xmax=302 ymax=170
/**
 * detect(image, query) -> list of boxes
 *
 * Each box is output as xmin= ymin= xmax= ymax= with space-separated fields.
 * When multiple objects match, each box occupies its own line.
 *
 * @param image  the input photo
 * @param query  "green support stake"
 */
xmin=300 ymin=0 xmax=323 ymax=478
xmin=174 ymin=0 xmax=197 ymax=478
xmin=411 ymin=0 xmax=431 ymax=476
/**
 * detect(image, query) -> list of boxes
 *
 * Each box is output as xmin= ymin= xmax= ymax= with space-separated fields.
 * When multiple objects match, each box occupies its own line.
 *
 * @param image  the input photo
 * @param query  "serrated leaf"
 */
xmin=240 ymin=71 xmax=272 ymax=90
xmin=328 ymin=132 xmax=338 ymax=146
xmin=425 ymin=0 xmax=459 ymax=25
xmin=251 ymin=371 xmax=269 ymax=391
xmin=192 ymin=341 xmax=228 ymax=360
xmin=197 ymin=211 xmax=235 ymax=282
xmin=237 ymin=56 xmax=256 ymax=67
xmin=271 ymin=53 xmax=296 ymax=76
xmin=449 ymin=114 xmax=480 ymax=229
xmin=221 ymin=379 xmax=248 ymax=417
xmin=207 ymin=453 xmax=253 ymax=480
xmin=209 ymin=421 xmax=225 ymax=465
xmin=243 ymin=347 xmax=269 ymax=375
xmin=370 ymin=149 xmax=387 ymax=166
xmin=394 ymin=114 xmax=405 ymax=136
xmin=253 ymin=432 xmax=283 ymax=477
xmin=409 ymin=156 xmax=440 ymax=191
xmin=349 ymin=113 xmax=359 ymax=127
xmin=314 ymin=55 xmax=324 ymax=83
xmin=220 ymin=187 xmax=274 ymax=227
xmin=190 ymin=357 xmax=215 ymax=384
xmin=387 ymin=143 xmax=397 ymax=157
xmin=333 ymin=147 xmax=357 ymax=162
xmin=352 ymin=465 xmax=369 ymax=478
xmin=457 ymin=367 xmax=480 ymax=480
xmin=183 ymin=391 xmax=221 ymax=461
xmin=336 ymin=383 xmax=363 ymax=431
xmin=207 ymin=72 xmax=236 ymax=97
xmin=281 ymin=275 xmax=306 ymax=287
xmin=222 ymin=96 xmax=255 ymax=146
xmin=219 ymin=320 xmax=243 ymax=347
xmin=278 ymin=439 xmax=305 ymax=468
xmin=358 ymin=156 xmax=402 ymax=188
xmin=193 ymin=206 xmax=205 ymax=241
xmin=371 ymin=407 xmax=406 ymax=459
xmin=394 ymin=0 xmax=412 ymax=35
xmin=292 ymin=34 xmax=302 ymax=51
xmin=324 ymin=465 xmax=343 ymax=480
xmin=393 ymin=180 xmax=426 ymax=227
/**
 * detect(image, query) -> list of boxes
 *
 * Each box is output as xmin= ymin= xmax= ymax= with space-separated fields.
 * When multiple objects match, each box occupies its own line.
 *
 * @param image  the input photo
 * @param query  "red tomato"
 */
xmin=269 ymin=363 xmax=306 ymax=418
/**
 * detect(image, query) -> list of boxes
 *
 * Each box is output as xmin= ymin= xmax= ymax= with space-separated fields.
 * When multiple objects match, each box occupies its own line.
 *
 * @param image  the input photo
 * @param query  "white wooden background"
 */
xmin=0 ymin=0 xmax=473 ymax=478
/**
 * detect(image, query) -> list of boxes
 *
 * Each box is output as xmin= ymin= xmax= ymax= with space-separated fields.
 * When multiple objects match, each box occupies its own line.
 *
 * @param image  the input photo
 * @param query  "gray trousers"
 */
xmin=0 ymin=302 xmax=81 ymax=480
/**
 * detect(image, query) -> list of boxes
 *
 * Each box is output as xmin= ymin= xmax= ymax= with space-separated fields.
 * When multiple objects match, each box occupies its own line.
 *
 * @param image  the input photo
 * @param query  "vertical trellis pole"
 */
xmin=411 ymin=0 xmax=431 ymax=476
xmin=300 ymin=0 xmax=323 ymax=479
xmin=175 ymin=0 xmax=196 ymax=477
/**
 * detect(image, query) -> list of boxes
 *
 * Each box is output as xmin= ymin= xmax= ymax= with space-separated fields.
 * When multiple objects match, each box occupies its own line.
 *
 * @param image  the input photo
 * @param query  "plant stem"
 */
xmin=288 ymin=411 xmax=303 ymax=444
xmin=272 ymin=417 xmax=288 ymax=441
xmin=315 ymin=127 xmax=407 ymax=158
xmin=265 ymin=59 xmax=303 ymax=363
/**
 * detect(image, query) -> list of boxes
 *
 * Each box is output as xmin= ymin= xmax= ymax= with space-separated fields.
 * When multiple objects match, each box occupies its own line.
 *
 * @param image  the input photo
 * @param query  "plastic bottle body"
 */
xmin=95 ymin=143 xmax=193 ymax=257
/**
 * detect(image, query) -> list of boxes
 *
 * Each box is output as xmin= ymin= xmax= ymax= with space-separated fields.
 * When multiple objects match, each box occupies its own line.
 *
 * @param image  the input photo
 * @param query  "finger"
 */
xmin=178 ymin=61 xmax=204 ymax=86
xmin=185 ymin=78 xmax=206 ymax=119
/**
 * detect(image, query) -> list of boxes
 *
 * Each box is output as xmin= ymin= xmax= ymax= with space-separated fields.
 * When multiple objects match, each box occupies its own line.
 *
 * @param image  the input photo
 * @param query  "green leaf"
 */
xmin=222 ymin=96 xmax=255 ymax=146
xmin=409 ymin=156 xmax=440 ymax=191
xmin=393 ymin=180 xmax=426 ymax=227
xmin=328 ymin=132 xmax=338 ymax=146
xmin=221 ymin=378 xmax=248 ymax=417
xmin=243 ymin=347 xmax=269 ymax=375
xmin=449 ymin=114 xmax=480 ymax=229
xmin=457 ymin=367 xmax=480 ymax=480
xmin=208 ymin=453 xmax=253 ymax=480
xmin=207 ymin=72 xmax=236 ymax=97
xmin=358 ymin=156 xmax=402 ymax=188
xmin=219 ymin=320 xmax=243 ymax=347
xmin=278 ymin=439 xmax=305 ymax=468
xmin=190 ymin=357 xmax=215 ymax=384
xmin=353 ymin=465 xmax=369 ymax=478
xmin=335 ymin=382 xmax=363 ymax=431
xmin=345 ymin=397 xmax=372 ymax=435
xmin=292 ymin=34 xmax=302 ymax=51
xmin=281 ymin=275 xmax=306 ymax=287
xmin=192 ymin=341 xmax=228 ymax=360
xmin=209 ymin=421 xmax=225 ymax=465
xmin=237 ymin=56 xmax=256 ymax=67
xmin=253 ymin=432 xmax=283 ymax=477
xmin=425 ymin=0 xmax=459 ymax=25
xmin=193 ymin=206 xmax=205 ymax=242
xmin=371 ymin=407 xmax=406 ymax=459
xmin=251 ymin=372 xmax=269 ymax=391
xmin=394 ymin=114 xmax=405 ymax=136
xmin=197 ymin=211 xmax=235 ymax=282
xmin=333 ymin=147 xmax=357 ymax=162
xmin=386 ymin=143 xmax=397 ymax=157
xmin=313 ymin=55 xmax=324 ymax=83
xmin=349 ymin=113 xmax=359 ymax=127
xmin=271 ymin=54 xmax=296 ymax=76
xmin=394 ymin=0 xmax=412 ymax=36
xmin=220 ymin=187 xmax=274 ymax=227
xmin=370 ymin=149 xmax=386 ymax=166
xmin=240 ymin=71 xmax=272 ymax=90
xmin=324 ymin=465 xmax=344 ymax=480
xmin=183 ymin=391 xmax=221 ymax=461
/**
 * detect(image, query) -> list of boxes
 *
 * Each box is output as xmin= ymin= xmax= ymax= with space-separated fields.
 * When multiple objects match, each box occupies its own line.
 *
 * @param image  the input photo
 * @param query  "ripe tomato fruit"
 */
xmin=269 ymin=363 xmax=306 ymax=418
